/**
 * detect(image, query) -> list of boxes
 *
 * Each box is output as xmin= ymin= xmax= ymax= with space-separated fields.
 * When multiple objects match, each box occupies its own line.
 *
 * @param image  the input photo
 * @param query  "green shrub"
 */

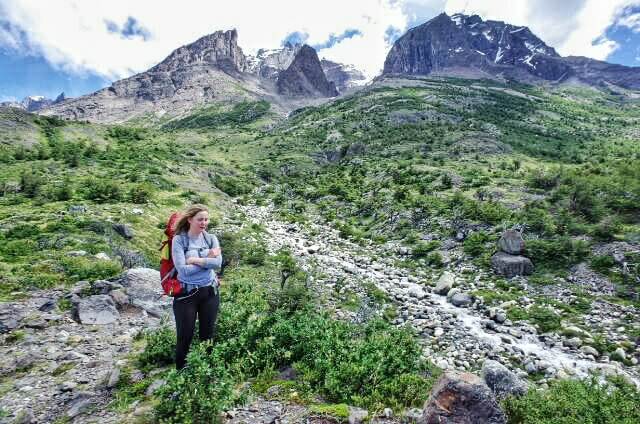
xmin=591 ymin=217 xmax=622 ymax=242
xmin=20 ymin=171 xmax=45 ymax=198
xmin=213 ymin=175 xmax=253 ymax=197
xmin=0 ymin=239 xmax=36 ymax=259
xmin=82 ymin=177 xmax=123 ymax=203
xmin=508 ymin=305 xmax=561 ymax=333
xmin=426 ymin=252 xmax=444 ymax=268
xmin=503 ymin=377 xmax=640 ymax=424
xmin=526 ymin=168 xmax=560 ymax=190
xmin=137 ymin=326 xmax=176 ymax=370
xmin=155 ymin=346 xmax=240 ymax=423
xmin=60 ymin=256 xmax=122 ymax=281
xmin=128 ymin=183 xmax=155 ymax=204
xmin=590 ymin=255 xmax=616 ymax=274
xmin=520 ymin=206 xmax=557 ymax=235
xmin=6 ymin=224 xmax=40 ymax=239
xmin=146 ymin=278 xmax=440 ymax=420
xmin=107 ymin=126 xmax=146 ymax=143
xmin=463 ymin=231 xmax=490 ymax=257
xmin=412 ymin=240 xmax=441 ymax=258
xmin=526 ymin=237 xmax=589 ymax=271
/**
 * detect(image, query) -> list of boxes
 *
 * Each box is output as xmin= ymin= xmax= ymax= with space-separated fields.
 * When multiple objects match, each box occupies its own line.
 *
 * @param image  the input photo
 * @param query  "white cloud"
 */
xmin=0 ymin=0 xmax=638 ymax=85
xmin=318 ymin=1 xmax=408 ymax=78
xmin=617 ymin=8 xmax=640 ymax=32
xmin=0 ymin=0 xmax=413 ymax=80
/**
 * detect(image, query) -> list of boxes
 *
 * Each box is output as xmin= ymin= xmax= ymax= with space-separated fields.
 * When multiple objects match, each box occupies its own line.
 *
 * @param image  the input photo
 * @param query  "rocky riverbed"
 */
xmin=237 ymin=202 xmax=640 ymax=387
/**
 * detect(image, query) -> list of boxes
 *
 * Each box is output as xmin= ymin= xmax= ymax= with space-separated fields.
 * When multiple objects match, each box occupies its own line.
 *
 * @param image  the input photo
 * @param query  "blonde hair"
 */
xmin=174 ymin=204 xmax=209 ymax=234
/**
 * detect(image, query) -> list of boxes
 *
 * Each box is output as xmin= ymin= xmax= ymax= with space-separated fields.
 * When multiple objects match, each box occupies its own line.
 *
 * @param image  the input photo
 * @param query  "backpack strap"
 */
xmin=181 ymin=233 xmax=189 ymax=253
xmin=203 ymin=232 xmax=218 ymax=250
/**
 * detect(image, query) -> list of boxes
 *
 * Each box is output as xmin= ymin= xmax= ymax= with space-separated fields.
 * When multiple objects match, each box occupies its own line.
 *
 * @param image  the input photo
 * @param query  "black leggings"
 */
xmin=172 ymin=285 xmax=220 ymax=370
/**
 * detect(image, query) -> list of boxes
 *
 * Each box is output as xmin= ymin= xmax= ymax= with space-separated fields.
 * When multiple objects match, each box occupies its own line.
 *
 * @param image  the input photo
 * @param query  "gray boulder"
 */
xmin=77 ymin=295 xmax=119 ymax=325
xmin=122 ymin=268 xmax=171 ymax=317
xmin=498 ymin=230 xmax=525 ymax=255
xmin=112 ymin=223 xmax=134 ymax=240
xmin=481 ymin=360 xmax=528 ymax=400
xmin=434 ymin=271 xmax=455 ymax=295
xmin=491 ymin=252 xmax=534 ymax=277
xmin=450 ymin=292 xmax=473 ymax=307
xmin=422 ymin=371 xmax=506 ymax=424
xmin=348 ymin=406 xmax=368 ymax=424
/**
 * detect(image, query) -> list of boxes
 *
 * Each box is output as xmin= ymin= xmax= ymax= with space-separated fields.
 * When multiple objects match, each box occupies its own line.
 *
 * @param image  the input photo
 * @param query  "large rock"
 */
xmin=481 ymin=360 xmax=528 ymax=401
xmin=449 ymin=292 xmax=473 ymax=308
xmin=122 ymin=268 xmax=171 ymax=317
xmin=491 ymin=252 xmax=534 ymax=277
xmin=276 ymin=45 xmax=338 ymax=98
xmin=77 ymin=295 xmax=119 ymax=325
xmin=348 ymin=406 xmax=368 ymax=424
xmin=112 ymin=223 xmax=135 ymax=240
xmin=421 ymin=371 xmax=506 ymax=424
xmin=407 ymin=283 xmax=428 ymax=300
xmin=434 ymin=271 xmax=455 ymax=295
xmin=498 ymin=230 xmax=525 ymax=255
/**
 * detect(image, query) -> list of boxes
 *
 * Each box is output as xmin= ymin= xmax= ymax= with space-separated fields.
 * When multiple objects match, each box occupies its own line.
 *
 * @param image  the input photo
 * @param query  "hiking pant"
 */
xmin=172 ymin=285 xmax=220 ymax=370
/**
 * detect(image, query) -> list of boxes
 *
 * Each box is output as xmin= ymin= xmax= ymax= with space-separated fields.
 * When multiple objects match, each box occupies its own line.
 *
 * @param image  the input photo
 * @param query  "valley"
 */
xmin=1 ymin=10 xmax=640 ymax=424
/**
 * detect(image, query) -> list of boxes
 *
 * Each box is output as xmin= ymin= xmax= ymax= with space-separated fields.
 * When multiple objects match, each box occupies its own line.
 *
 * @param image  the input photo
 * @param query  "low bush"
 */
xmin=82 ymin=177 xmax=123 ymax=203
xmin=128 ymin=183 xmax=155 ymax=204
xmin=463 ymin=231 xmax=491 ymax=257
xmin=503 ymin=377 xmax=640 ymax=424
xmin=412 ymin=240 xmax=441 ymax=258
xmin=590 ymin=255 xmax=616 ymax=274
xmin=526 ymin=237 xmax=589 ymax=271
xmin=145 ymin=275 xmax=440 ymax=422
xmin=59 ymin=256 xmax=122 ymax=281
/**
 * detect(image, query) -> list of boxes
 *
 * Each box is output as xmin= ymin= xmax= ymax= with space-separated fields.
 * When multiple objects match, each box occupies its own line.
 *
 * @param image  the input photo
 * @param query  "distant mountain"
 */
xmin=247 ymin=43 xmax=366 ymax=93
xmin=41 ymin=31 xmax=350 ymax=123
xmin=276 ymin=45 xmax=338 ymax=98
xmin=1 ymin=93 xmax=66 ymax=112
xmin=383 ymin=13 xmax=640 ymax=89
xmin=320 ymin=59 xmax=367 ymax=93
xmin=247 ymin=42 xmax=301 ymax=80
xmin=42 ymin=30 xmax=274 ymax=123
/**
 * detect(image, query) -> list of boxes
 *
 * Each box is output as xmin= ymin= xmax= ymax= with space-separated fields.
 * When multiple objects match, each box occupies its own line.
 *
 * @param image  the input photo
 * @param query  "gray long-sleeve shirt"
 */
xmin=172 ymin=232 xmax=222 ymax=288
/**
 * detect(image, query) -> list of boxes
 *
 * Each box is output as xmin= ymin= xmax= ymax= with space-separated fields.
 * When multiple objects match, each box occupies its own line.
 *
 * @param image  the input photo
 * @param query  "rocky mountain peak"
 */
xmin=151 ymin=29 xmax=248 ymax=74
xmin=276 ymin=44 xmax=338 ymax=98
xmin=247 ymin=42 xmax=302 ymax=80
xmin=384 ymin=12 xmax=561 ymax=77
xmin=383 ymin=12 xmax=640 ymax=89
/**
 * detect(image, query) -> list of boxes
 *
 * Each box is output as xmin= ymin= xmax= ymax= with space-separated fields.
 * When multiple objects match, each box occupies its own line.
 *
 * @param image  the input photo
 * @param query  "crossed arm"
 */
xmin=172 ymin=235 xmax=223 ymax=277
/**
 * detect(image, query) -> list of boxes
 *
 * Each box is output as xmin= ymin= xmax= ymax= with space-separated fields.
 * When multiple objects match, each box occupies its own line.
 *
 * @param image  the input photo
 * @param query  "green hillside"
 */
xmin=1 ymin=77 xmax=639 ymax=422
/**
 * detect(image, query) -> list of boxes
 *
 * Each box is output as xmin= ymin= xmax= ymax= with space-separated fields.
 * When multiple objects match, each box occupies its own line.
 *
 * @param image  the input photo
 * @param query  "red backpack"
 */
xmin=159 ymin=212 xmax=183 ymax=296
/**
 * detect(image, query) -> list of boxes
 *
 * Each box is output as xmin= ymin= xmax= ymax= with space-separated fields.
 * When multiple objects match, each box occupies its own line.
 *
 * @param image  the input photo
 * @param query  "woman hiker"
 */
xmin=171 ymin=204 xmax=222 ymax=370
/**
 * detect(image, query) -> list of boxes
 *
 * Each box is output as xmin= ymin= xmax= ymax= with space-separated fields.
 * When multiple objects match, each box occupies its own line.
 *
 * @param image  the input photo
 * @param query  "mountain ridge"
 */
xmin=383 ymin=12 xmax=640 ymax=89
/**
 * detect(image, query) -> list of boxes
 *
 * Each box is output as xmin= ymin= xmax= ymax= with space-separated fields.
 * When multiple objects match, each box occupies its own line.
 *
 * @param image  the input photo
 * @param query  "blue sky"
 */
xmin=0 ymin=0 xmax=638 ymax=102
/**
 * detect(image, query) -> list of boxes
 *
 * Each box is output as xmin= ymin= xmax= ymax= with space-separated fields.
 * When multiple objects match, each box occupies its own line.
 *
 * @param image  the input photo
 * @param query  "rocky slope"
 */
xmin=383 ymin=13 xmax=640 ymax=89
xmin=276 ymin=45 xmax=339 ymax=97
xmin=41 ymin=30 xmax=273 ymax=123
